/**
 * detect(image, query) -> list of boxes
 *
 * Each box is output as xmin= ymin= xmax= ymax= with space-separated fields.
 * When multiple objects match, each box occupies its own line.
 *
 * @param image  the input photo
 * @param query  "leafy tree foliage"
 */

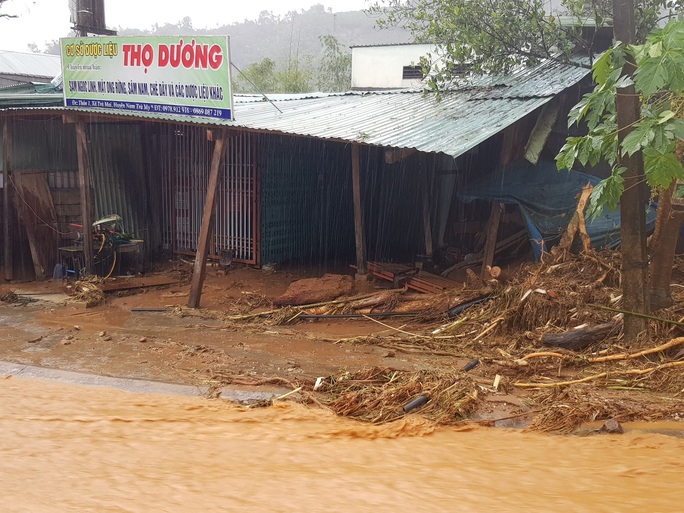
xmin=234 ymin=35 xmax=351 ymax=94
xmin=557 ymin=20 xmax=684 ymax=218
xmin=233 ymin=57 xmax=312 ymax=94
xmin=317 ymin=35 xmax=352 ymax=92
xmin=233 ymin=57 xmax=279 ymax=93
xmin=369 ymin=0 xmax=682 ymax=89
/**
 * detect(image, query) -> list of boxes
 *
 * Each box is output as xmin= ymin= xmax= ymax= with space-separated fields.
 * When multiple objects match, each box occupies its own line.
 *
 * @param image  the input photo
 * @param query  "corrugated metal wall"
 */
xmin=9 ymin=116 xmax=78 ymax=175
xmin=160 ymin=125 xmax=258 ymax=264
xmin=7 ymin=115 xmax=80 ymax=245
xmin=86 ymin=122 xmax=151 ymax=246
xmin=258 ymin=134 xmax=356 ymax=269
xmin=364 ymin=147 xmax=428 ymax=263
xmin=1 ymin=116 xmax=81 ymax=279
xmin=258 ymin=135 xmax=432 ymax=269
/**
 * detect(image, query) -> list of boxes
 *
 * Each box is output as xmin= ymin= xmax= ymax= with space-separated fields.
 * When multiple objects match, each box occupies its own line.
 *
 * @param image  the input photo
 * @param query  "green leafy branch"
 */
xmin=556 ymin=19 xmax=684 ymax=218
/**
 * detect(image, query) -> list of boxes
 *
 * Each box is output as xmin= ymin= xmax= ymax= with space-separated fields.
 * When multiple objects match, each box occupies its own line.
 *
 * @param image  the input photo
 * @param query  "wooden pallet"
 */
xmin=367 ymin=261 xmax=460 ymax=294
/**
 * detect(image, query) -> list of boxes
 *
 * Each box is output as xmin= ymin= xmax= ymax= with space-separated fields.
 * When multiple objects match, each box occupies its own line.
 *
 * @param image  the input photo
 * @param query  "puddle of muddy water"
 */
xmin=2 ymin=376 xmax=684 ymax=513
xmin=580 ymin=420 xmax=684 ymax=438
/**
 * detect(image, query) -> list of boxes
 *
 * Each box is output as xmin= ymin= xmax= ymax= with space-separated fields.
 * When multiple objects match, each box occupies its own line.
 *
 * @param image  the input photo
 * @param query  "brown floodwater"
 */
xmin=2 ymin=376 xmax=684 ymax=513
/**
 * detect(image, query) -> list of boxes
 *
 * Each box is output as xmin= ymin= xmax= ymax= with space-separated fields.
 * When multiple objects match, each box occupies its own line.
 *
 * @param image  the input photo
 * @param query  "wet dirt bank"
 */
xmin=2 ymin=260 xmax=684 ymax=434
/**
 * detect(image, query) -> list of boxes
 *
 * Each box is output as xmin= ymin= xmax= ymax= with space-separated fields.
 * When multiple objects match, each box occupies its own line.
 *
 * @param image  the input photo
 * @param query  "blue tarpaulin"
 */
xmin=457 ymin=160 xmax=657 ymax=260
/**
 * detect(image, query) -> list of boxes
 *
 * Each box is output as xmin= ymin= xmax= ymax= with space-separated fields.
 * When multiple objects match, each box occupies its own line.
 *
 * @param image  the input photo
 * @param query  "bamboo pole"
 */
xmin=514 ymin=360 xmax=684 ymax=388
xmin=589 ymin=304 xmax=684 ymax=328
xmin=523 ymin=337 xmax=684 ymax=363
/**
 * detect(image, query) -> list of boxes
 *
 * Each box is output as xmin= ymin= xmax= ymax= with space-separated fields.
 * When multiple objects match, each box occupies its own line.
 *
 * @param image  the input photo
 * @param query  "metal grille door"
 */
xmin=161 ymin=126 xmax=258 ymax=264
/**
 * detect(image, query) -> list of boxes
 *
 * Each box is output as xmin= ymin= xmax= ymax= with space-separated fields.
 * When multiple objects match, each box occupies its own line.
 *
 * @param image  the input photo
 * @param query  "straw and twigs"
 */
xmin=321 ymin=367 xmax=480 ymax=425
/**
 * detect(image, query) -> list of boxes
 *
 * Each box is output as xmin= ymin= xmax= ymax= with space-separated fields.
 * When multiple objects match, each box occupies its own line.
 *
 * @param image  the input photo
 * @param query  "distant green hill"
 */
xmin=116 ymin=5 xmax=413 ymax=69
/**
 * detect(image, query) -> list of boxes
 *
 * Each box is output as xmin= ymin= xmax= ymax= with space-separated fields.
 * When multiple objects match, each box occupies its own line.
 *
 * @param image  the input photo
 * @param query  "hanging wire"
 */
xmin=231 ymin=63 xmax=283 ymax=114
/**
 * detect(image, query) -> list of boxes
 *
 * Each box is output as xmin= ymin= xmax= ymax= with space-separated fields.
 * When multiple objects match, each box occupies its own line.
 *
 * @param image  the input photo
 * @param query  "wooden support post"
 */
xmin=480 ymin=202 xmax=503 ymax=282
xmin=75 ymin=122 xmax=95 ymax=276
xmin=188 ymin=129 xmax=228 ymax=308
xmin=421 ymin=162 xmax=433 ymax=258
xmin=351 ymin=143 xmax=367 ymax=277
xmin=2 ymin=118 xmax=13 ymax=280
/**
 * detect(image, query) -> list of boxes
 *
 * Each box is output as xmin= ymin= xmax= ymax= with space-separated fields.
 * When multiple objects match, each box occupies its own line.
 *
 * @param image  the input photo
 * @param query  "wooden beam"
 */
xmin=480 ymin=202 xmax=504 ymax=282
xmin=13 ymin=171 xmax=60 ymax=279
xmin=188 ymin=129 xmax=228 ymax=308
xmin=2 ymin=118 xmax=13 ymax=280
xmin=75 ymin=121 xmax=95 ymax=275
xmin=384 ymin=148 xmax=417 ymax=164
xmin=351 ymin=143 xmax=367 ymax=276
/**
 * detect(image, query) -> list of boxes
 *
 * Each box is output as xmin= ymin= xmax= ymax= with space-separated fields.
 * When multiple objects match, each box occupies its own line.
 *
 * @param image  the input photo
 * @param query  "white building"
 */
xmin=351 ymin=43 xmax=434 ymax=90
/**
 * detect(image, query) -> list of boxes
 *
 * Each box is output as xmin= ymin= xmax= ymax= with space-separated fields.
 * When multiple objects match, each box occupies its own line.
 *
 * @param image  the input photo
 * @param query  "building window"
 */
xmin=449 ymin=63 xmax=473 ymax=76
xmin=402 ymin=65 xmax=424 ymax=80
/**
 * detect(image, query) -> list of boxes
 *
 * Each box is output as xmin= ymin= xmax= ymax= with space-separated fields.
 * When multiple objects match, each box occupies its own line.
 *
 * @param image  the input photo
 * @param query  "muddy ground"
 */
xmin=2 ymin=254 xmax=684 ymax=433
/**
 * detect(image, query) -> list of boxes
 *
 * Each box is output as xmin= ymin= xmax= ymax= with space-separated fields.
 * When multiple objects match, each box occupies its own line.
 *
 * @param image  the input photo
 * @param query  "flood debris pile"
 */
xmin=65 ymin=279 xmax=106 ymax=308
xmin=206 ymin=250 xmax=684 ymax=433
xmin=67 ymin=248 xmax=682 ymax=434
xmin=0 ymin=291 xmax=36 ymax=305
xmin=527 ymin=385 xmax=678 ymax=434
xmin=318 ymin=367 xmax=480 ymax=425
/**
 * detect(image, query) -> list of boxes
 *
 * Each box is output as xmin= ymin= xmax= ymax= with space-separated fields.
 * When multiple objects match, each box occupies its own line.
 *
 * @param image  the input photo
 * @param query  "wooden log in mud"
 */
xmin=541 ymin=321 xmax=619 ymax=351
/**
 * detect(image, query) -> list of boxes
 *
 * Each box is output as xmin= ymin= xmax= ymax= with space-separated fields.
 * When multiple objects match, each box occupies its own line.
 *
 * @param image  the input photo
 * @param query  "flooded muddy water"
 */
xmin=2 ymin=376 xmax=683 ymax=512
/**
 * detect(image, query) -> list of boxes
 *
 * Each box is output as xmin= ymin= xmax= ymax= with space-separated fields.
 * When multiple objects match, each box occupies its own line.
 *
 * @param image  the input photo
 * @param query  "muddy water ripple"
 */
xmin=2 ymin=377 xmax=683 ymax=512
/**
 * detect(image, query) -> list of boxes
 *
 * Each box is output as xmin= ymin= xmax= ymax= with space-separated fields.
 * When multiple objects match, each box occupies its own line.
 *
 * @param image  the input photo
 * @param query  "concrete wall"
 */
xmin=351 ymin=44 xmax=433 ymax=90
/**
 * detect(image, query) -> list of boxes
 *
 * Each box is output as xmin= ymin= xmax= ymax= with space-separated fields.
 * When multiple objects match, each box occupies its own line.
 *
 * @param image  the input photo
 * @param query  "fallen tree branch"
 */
xmin=522 ymin=351 xmax=566 ymax=360
xmin=473 ymin=317 xmax=503 ymax=341
xmin=514 ymin=360 xmax=684 ymax=388
xmin=523 ymin=337 xmax=684 ymax=363
xmin=225 ymin=289 xmax=406 ymax=320
xmin=588 ymin=304 xmax=684 ymax=328
xmin=514 ymin=372 xmax=608 ymax=388
xmin=588 ymin=337 xmax=684 ymax=363
xmin=541 ymin=321 xmax=619 ymax=351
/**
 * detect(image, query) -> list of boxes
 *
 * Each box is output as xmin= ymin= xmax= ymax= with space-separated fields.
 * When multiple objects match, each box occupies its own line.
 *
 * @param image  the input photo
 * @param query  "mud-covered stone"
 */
xmin=274 ymin=274 xmax=353 ymax=306
xmin=602 ymin=418 xmax=624 ymax=434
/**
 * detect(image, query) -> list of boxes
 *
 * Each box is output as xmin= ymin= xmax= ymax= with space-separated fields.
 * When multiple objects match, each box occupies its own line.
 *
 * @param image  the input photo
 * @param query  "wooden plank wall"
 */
xmin=52 ymin=189 xmax=82 ymax=243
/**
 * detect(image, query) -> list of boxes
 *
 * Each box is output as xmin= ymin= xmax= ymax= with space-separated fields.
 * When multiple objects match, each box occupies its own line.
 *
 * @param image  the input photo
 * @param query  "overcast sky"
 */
xmin=0 ymin=0 xmax=371 ymax=52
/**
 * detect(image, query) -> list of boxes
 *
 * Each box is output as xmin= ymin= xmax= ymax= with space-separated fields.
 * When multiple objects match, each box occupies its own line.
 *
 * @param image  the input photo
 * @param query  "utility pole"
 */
xmin=613 ymin=0 xmax=650 ymax=344
xmin=71 ymin=0 xmax=116 ymax=37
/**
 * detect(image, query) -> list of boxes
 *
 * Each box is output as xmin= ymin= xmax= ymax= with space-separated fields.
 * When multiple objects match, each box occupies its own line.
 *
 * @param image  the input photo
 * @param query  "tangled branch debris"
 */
xmin=66 ymin=280 xmax=105 ymax=308
xmin=319 ymin=367 xmax=480 ymax=425
xmin=174 ymin=251 xmax=684 ymax=433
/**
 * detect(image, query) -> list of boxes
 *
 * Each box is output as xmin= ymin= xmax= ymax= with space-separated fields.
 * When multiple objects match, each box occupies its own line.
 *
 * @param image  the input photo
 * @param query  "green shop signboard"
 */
xmin=61 ymin=36 xmax=234 ymax=120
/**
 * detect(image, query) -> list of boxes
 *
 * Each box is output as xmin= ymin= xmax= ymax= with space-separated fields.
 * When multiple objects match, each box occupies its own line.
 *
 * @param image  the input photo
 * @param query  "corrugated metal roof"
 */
xmin=0 ymin=51 xmax=61 ymax=80
xmin=350 ymin=42 xmax=424 ymax=49
xmin=231 ymin=90 xmax=554 ymax=157
xmin=467 ymin=57 xmax=591 ymax=99
xmin=0 ymin=57 xmax=591 ymax=159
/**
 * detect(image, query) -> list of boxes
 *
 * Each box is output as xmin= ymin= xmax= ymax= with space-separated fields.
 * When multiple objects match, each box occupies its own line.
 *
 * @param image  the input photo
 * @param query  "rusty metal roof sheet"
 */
xmin=0 ymin=57 xmax=590 ymax=158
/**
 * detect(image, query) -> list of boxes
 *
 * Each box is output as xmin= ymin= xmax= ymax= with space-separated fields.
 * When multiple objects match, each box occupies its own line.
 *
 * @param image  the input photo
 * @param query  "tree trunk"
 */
xmin=541 ymin=321 xmax=620 ymax=351
xmin=613 ymin=0 xmax=651 ymax=345
xmin=649 ymin=180 xmax=684 ymax=311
